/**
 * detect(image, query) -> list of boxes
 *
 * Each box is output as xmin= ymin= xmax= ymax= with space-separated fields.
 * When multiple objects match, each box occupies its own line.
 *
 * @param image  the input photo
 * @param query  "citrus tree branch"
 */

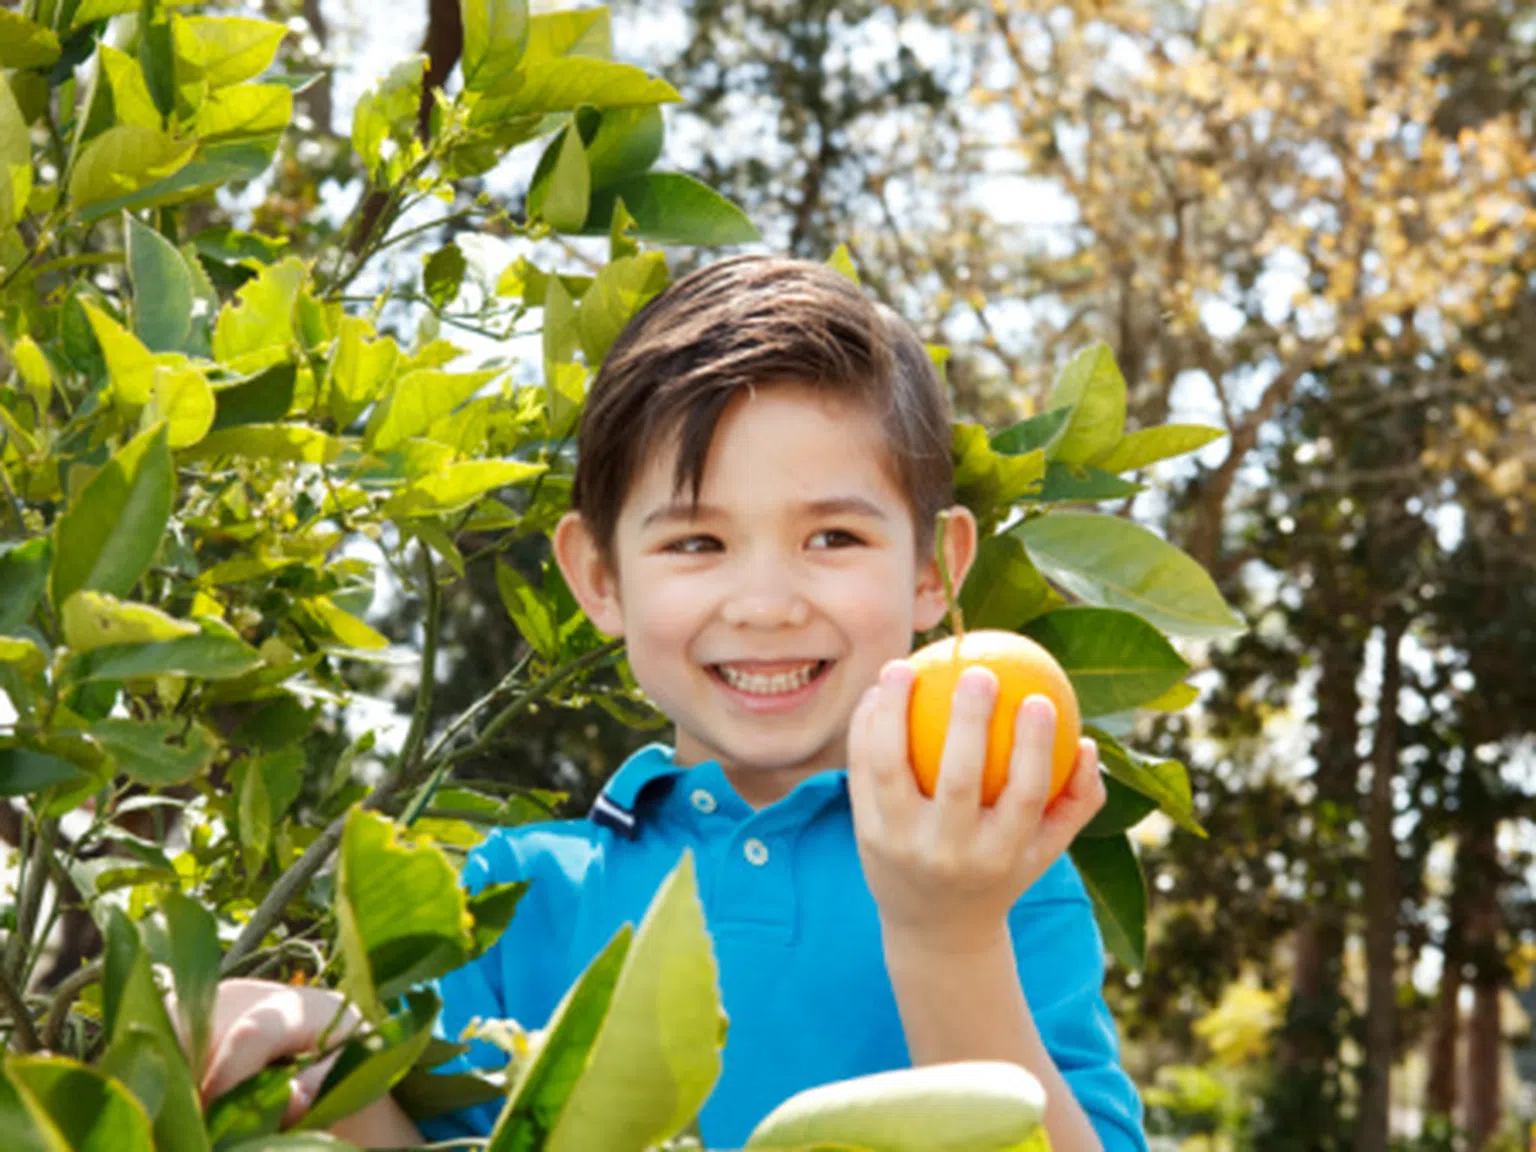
xmin=41 ymin=961 xmax=100 ymax=1051
xmin=0 ymin=966 xmax=40 ymax=1053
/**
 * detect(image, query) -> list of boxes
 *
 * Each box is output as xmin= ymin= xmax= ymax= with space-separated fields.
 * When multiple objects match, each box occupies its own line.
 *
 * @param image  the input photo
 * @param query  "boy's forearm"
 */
xmin=881 ymin=921 xmax=1105 ymax=1152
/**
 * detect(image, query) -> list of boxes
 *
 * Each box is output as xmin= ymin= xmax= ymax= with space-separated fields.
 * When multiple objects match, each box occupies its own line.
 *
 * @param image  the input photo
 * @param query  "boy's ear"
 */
xmin=552 ymin=511 xmax=625 ymax=638
xmin=913 ymin=505 xmax=979 ymax=632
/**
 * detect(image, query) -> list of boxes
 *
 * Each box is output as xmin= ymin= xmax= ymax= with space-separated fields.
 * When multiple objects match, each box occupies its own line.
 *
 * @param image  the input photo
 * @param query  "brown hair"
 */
xmin=570 ymin=255 xmax=954 ymax=563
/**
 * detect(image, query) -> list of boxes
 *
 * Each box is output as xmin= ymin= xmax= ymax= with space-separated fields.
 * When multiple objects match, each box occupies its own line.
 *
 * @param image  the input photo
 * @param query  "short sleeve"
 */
xmin=1011 ymin=856 xmax=1148 ymax=1152
xmin=414 ymin=829 xmax=569 ymax=1141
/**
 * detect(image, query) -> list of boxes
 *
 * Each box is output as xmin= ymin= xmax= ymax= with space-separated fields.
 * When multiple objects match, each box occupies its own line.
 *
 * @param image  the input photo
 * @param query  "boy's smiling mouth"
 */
xmin=710 ymin=660 xmax=832 ymax=697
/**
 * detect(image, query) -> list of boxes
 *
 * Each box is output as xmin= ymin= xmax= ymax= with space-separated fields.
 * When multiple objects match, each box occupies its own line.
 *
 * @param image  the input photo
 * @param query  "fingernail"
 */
xmin=960 ymin=667 xmax=997 ymax=701
xmin=881 ymin=661 xmax=914 ymax=689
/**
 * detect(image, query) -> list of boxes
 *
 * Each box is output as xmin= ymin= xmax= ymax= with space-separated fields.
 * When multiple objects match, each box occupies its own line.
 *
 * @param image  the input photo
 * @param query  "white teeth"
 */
xmin=716 ymin=662 xmax=821 ymax=695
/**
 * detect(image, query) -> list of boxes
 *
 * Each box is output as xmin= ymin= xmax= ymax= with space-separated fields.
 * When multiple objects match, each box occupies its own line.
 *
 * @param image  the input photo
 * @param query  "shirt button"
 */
xmin=743 ymin=838 xmax=770 ymax=866
xmin=690 ymin=789 xmax=717 ymax=814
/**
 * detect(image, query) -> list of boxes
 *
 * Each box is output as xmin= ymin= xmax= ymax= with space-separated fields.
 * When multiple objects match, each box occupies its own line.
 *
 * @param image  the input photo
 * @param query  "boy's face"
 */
xmin=556 ymin=382 xmax=975 ymax=808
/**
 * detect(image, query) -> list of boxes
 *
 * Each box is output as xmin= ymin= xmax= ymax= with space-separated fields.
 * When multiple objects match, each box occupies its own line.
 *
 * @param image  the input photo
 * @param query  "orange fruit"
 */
xmin=906 ymin=630 xmax=1082 ymax=806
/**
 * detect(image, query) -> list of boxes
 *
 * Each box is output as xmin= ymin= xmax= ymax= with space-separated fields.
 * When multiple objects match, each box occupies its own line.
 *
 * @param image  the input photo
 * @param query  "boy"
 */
xmin=200 ymin=256 xmax=1146 ymax=1150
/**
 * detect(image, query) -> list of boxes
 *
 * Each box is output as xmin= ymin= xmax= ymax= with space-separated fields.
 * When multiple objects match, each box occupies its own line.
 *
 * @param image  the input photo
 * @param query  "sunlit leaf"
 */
xmin=1045 ymin=343 xmax=1126 ymax=466
xmin=461 ymin=0 xmax=530 ymax=93
xmin=62 ymin=592 xmax=197 ymax=652
xmin=171 ymin=14 xmax=288 ymax=89
xmin=50 ymin=425 xmax=174 ymax=606
xmin=0 ymin=11 xmax=60 ymax=70
xmin=68 ymin=126 xmax=194 ymax=211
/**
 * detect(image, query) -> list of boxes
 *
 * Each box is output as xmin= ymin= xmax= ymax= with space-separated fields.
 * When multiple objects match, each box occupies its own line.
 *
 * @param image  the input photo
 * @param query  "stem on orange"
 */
xmin=934 ymin=511 xmax=966 ymax=644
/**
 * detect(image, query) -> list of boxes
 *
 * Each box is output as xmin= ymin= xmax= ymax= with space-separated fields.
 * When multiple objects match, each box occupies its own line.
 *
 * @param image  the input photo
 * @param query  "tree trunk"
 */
xmin=1425 ymin=867 xmax=1465 ymax=1117
xmin=1274 ymin=618 xmax=1361 ymax=1144
xmin=1463 ymin=811 xmax=1502 ymax=1147
xmin=1357 ymin=612 xmax=1407 ymax=1152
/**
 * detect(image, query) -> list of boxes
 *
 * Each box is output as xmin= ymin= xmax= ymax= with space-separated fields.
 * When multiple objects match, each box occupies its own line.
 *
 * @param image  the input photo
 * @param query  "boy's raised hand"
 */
xmin=197 ymin=979 xmax=361 ymax=1124
xmin=846 ymin=659 xmax=1106 ymax=952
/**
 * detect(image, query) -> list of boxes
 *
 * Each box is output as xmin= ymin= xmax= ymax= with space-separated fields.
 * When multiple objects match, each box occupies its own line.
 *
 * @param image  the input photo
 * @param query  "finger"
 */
xmin=200 ymin=989 xmax=357 ymax=1102
xmin=932 ymin=666 xmax=997 ymax=820
xmin=844 ymin=684 xmax=882 ymax=821
xmin=1026 ymin=738 xmax=1107 ymax=863
xmin=285 ymin=1047 xmax=344 ymax=1128
xmin=865 ymin=661 xmax=917 ymax=814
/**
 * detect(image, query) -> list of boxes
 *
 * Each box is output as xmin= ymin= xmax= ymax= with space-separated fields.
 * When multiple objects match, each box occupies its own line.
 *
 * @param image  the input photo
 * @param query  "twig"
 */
xmin=0 ymin=965 xmax=40 ymax=1052
xmin=394 ymin=547 xmax=442 ymax=783
xmin=41 ymin=961 xmax=100 ymax=1051
xmin=441 ymin=639 xmax=625 ymax=773
xmin=5 ymin=819 xmax=53 ymax=986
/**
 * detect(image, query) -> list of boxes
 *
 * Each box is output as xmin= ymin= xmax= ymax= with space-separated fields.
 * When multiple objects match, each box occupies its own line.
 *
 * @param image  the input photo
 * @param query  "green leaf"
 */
xmin=138 ymin=16 xmax=176 ymax=121
xmin=68 ymin=125 xmax=194 ymax=210
xmin=161 ymin=891 xmax=221 ymax=1076
xmin=80 ymin=301 xmax=156 ymax=405
xmin=1069 ymin=833 xmax=1146 ymax=969
xmin=126 ymin=216 xmax=194 ymax=354
xmin=304 ymin=596 xmax=389 ymax=652
xmin=350 ymin=56 xmax=426 ymax=178
xmin=212 ymin=257 xmax=305 ymax=371
xmin=50 ymin=424 xmax=174 ymax=606
xmin=3 ymin=1055 xmax=156 ymax=1152
xmin=0 ymin=539 xmax=50 ymax=634
xmin=952 ymin=423 xmax=1045 ymax=533
xmin=585 ymin=105 xmax=664 ymax=190
xmin=460 ymin=0 xmax=529 ymax=92
xmin=1022 ymin=607 xmax=1190 ymax=717
xmin=990 ymin=407 xmax=1073 ymax=457
xmin=211 ymin=362 xmax=297 ymax=430
xmin=0 ymin=80 xmax=30 ymax=234
xmin=487 ymin=930 xmax=630 ymax=1150
xmin=533 ymin=126 xmax=590 ymax=233
xmin=205 ymin=1064 xmax=291 ymax=1150
xmin=467 ymin=881 xmax=528 ymax=959
xmin=1012 ymin=512 xmax=1246 ymax=640
xmin=144 ymin=363 xmax=216 ymax=448
xmin=506 ymin=57 xmax=678 ymax=116
xmin=1045 ymin=343 xmax=1126 ymax=465
xmin=193 ymin=83 xmax=293 ymax=141
xmin=75 ymin=139 xmax=279 ymax=224
xmin=327 ymin=317 xmax=400 ymax=429
xmin=335 ymin=809 xmax=474 ymax=1021
xmin=0 ymin=748 xmax=89 ymax=796
xmin=423 ymin=243 xmax=467 ymax=311
xmin=543 ymin=854 xmax=724 ymax=1152
xmin=576 ymin=251 xmax=668 ymax=365
xmin=0 ymin=12 xmax=61 ymax=70
xmin=100 ymin=45 xmax=163 ymax=129
xmin=62 ymin=592 xmax=197 ymax=652
xmin=383 ymin=459 xmax=546 ymax=518
xmin=171 ymin=15 xmax=287 ymax=89
xmin=0 ymin=637 xmax=46 ymax=678
xmin=298 ymin=990 xmax=440 ymax=1132
xmin=1089 ymin=727 xmax=1205 ymax=838
xmin=365 ymin=369 xmax=501 ymax=453
xmin=100 ymin=910 xmax=211 ymax=1152
xmin=524 ymin=7 xmax=611 ymax=63
xmin=586 ymin=172 xmax=759 ymax=246
xmin=237 ymin=752 xmax=271 ymax=874
xmin=69 ymin=628 xmax=263 ymax=682
xmin=92 ymin=717 xmax=217 ymax=785
xmin=1080 ymin=776 xmax=1159 ymax=838
xmin=957 ymin=534 xmax=1061 ymax=633
xmin=1029 ymin=462 xmax=1142 ymax=504
xmin=188 ymin=423 xmax=345 ymax=464
xmin=495 ymin=561 xmax=559 ymax=659
xmin=1095 ymin=423 xmax=1226 ymax=474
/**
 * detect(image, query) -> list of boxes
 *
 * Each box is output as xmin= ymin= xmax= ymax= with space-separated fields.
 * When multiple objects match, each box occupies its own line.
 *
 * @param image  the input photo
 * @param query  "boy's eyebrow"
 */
xmin=639 ymin=496 xmax=890 ymax=530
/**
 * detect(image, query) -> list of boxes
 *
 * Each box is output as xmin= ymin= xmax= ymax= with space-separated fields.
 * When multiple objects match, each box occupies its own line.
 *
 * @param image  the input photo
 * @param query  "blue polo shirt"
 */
xmin=419 ymin=744 xmax=1146 ymax=1150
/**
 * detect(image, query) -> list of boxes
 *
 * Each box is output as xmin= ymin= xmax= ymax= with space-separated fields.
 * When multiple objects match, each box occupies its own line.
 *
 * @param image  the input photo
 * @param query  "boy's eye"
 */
xmin=664 ymin=535 xmax=723 ymax=554
xmin=809 ymin=528 xmax=863 ymax=549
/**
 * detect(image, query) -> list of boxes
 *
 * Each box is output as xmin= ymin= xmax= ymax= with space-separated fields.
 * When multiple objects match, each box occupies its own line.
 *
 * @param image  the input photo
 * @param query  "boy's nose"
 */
xmin=720 ymin=565 xmax=811 ymax=629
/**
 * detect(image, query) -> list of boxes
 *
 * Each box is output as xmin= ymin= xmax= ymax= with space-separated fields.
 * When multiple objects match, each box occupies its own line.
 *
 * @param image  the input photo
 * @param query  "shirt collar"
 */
xmin=588 ymin=744 xmax=849 ymax=838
